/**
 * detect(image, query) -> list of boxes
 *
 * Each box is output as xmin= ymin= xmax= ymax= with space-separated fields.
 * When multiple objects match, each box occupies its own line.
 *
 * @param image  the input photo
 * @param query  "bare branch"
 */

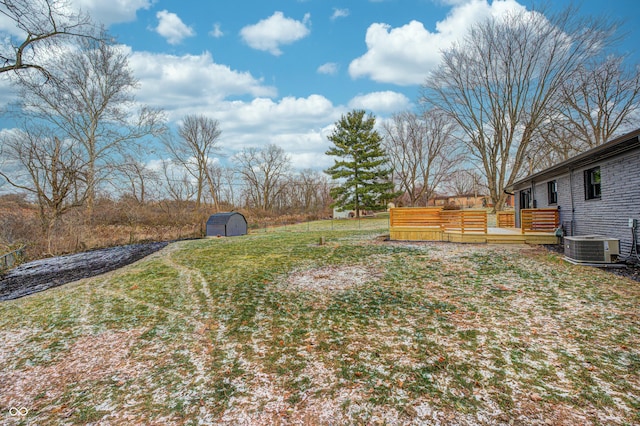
xmin=15 ymin=35 xmax=166 ymax=214
xmin=382 ymin=109 xmax=462 ymax=206
xmin=234 ymin=144 xmax=291 ymax=212
xmin=0 ymin=0 xmax=102 ymax=76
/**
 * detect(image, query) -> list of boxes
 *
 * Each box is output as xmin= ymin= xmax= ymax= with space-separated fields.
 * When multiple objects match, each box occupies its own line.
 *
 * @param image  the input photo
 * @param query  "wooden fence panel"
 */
xmin=497 ymin=211 xmax=515 ymax=228
xmin=389 ymin=207 xmax=443 ymax=228
xmin=441 ymin=210 xmax=487 ymax=234
xmin=521 ymin=209 xmax=559 ymax=233
xmin=439 ymin=210 xmax=460 ymax=231
xmin=390 ymin=208 xmax=487 ymax=235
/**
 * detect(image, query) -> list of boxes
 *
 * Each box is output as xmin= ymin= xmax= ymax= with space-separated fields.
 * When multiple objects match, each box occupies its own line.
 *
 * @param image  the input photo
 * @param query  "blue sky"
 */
xmin=1 ymin=0 xmax=640 ymax=172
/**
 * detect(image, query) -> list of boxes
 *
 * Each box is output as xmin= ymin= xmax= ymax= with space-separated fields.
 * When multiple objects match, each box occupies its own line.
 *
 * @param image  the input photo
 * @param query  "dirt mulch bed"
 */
xmin=0 ymin=242 xmax=169 ymax=301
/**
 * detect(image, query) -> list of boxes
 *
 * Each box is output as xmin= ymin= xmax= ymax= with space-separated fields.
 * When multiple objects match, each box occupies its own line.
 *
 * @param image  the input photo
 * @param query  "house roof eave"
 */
xmin=509 ymin=128 xmax=640 ymax=191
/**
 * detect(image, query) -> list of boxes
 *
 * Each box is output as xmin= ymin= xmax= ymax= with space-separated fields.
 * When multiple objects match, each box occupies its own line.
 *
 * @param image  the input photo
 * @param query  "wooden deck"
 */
xmin=389 ymin=226 xmax=558 ymax=244
xmin=389 ymin=208 xmax=559 ymax=245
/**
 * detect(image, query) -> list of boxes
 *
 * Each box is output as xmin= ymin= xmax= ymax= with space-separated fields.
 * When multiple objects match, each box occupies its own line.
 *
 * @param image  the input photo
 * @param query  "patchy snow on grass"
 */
xmin=1 ymin=234 xmax=638 ymax=425
xmin=283 ymin=264 xmax=382 ymax=293
xmin=0 ymin=329 xmax=146 ymax=413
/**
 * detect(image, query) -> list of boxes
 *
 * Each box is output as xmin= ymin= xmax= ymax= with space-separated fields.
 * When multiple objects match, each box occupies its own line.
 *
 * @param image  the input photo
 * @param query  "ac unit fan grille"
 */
xmin=565 ymin=240 xmax=605 ymax=262
xmin=564 ymin=236 xmax=620 ymax=263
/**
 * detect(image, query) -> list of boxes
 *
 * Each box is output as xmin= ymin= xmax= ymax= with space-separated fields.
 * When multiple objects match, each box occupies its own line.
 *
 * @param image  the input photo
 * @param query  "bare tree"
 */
xmin=297 ymin=169 xmax=332 ymax=213
xmin=16 ymin=35 xmax=166 ymax=215
xmin=525 ymin=124 xmax=579 ymax=173
xmin=528 ymin=55 xmax=640 ymax=171
xmin=0 ymin=0 xmax=100 ymax=75
xmin=160 ymin=159 xmax=196 ymax=204
xmin=383 ymin=109 xmax=461 ymax=206
xmin=0 ymin=129 xmax=87 ymax=252
xmin=164 ymin=115 xmax=222 ymax=210
xmin=422 ymin=6 xmax=619 ymax=211
xmin=277 ymin=169 xmax=331 ymax=214
xmin=218 ymin=166 xmax=238 ymax=207
xmin=234 ymin=144 xmax=291 ymax=212
xmin=117 ymin=155 xmax=159 ymax=204
xmin=553 ymin=55 xmax=640 ymax=152
xmin=442 ymin=169 xmax=485 ymax=199
xmin=206 ymin=163 xmax=224 ymax=207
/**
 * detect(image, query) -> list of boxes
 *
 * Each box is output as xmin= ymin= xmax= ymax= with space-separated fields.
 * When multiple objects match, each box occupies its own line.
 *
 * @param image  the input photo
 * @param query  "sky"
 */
xmin=1 ymin=0 xmax=640 ymax=173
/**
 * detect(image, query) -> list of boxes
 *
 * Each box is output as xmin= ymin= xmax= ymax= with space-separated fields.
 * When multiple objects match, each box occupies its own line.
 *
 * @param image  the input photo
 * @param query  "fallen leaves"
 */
xmin=528 ymin=393 xmax=542 ymax=404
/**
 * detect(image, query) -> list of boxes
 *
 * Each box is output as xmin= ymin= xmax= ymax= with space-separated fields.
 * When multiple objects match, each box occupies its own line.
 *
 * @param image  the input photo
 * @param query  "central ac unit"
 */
xmin=564 ymin=235 xmax=620 ymax=264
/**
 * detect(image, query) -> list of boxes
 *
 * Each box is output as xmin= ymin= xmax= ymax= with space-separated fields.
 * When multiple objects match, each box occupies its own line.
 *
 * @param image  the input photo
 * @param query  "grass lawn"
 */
xmin=1 ymin=217 xmax=639 ymax=425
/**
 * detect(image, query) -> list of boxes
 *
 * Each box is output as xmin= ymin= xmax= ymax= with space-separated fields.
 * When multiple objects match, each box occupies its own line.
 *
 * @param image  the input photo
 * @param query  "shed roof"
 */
xmin=510 ymin=128 xmax=640 ymax=190
xmin=206 ymin=212 xmax=246 ymax=225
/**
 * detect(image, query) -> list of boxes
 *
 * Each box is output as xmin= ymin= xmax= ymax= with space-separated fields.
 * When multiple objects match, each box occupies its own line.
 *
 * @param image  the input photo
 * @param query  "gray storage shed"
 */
xmin=206 ymin=212 xmax=247 ymax=237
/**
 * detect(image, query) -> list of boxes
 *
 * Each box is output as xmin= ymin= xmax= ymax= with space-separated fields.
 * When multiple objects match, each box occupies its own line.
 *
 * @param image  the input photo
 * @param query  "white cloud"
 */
xmin=81 ymin=39 xmax=414 ymax=170
xmin=209 ymin=23 xmax=224 ymax=38
xmin=129 ymin=50 xmax=277 ymax=117
xmin=215 ymin=95 xmax=337 ymax=134
xmin=0 ymin=0 xmax=152 ymax=35
xmin=0 ymin=13 xmax=21 ymax=37
xmin=348 ymin=91 xmax=411 ymax=114
xmin=317 ymin=62 xmax=339 ymax=75
xmin=0 ymin=75 xmax=17 ymax=110
xmin=202 ymin=96 xmax=342 ymax=168
xmin=331 ymin=8 xmax=350 ymax=20
xmin=349 ymin=0 xmax=526 ymax=85
xmin=72 ymin=0 xmax=152 ymax=25
xmin=240 ymin=11 xmax=311 ymax=56
xmin=290 ymin=151 xmax=334 ymax=170
xmin=155 ymin=10 xmax=195 ymax=45
xmin=127 ymin=50 xmax=343 ymax=170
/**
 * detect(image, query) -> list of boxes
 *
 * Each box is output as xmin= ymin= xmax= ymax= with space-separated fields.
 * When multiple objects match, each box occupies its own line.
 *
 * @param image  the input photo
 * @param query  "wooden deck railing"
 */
xmin=389 ymin=207 xmax=443 ymax=228
xmin=389 ymin=207 xmax=559 ymax=243
xmin=441 ymin=210 xmax=487 ymax=234
xmin=389 ymin=208 xmax=487 ymax=234
xmin=496 ymin=211 xmax=515 ymax=228
xmin=520 ymin=208 xmax=559 ymax=233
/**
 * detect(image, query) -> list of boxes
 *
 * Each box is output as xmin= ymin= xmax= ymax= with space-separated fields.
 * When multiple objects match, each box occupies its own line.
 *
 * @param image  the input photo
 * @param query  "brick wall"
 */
xmin=518 ymin=150 xmax=640 ymax=255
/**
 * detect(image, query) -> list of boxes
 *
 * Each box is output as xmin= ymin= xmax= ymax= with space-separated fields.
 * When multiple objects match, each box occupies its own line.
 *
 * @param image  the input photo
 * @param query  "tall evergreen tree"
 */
xmin=325 ymin=110 xmax=398 ymax=217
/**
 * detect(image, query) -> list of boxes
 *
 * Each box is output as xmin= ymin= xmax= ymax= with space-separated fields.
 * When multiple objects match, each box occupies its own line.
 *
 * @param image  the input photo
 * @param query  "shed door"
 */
xmin=227 ymin=216 xmax=246 ymax=236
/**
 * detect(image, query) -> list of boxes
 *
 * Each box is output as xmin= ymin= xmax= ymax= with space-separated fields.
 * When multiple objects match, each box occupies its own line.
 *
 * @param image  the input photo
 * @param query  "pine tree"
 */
xmin=325 ymin=110 xmax=398 ymax=217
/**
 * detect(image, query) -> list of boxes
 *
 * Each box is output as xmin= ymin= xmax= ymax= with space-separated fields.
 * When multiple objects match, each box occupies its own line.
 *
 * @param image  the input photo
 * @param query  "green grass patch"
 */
xmin=1 ymin=219 xmax=638 ymax=424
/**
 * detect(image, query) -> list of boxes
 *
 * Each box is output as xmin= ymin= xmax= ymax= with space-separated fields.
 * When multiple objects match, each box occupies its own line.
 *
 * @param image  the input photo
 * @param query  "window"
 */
xmin=547 ymin=180 xmax=557 ymax=205
xmin=584 ymin=167 xmax=601 ymax=200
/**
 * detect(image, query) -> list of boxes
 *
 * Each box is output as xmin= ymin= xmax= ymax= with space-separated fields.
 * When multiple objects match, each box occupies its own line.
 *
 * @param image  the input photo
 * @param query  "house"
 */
xmin=427 ymin=193 xmax=514 ymax=209
xmin=332 ymin=208 xmax=352 ymax=219
xmin=510 ymin=128 xmax=640 ymax=256
xmin=428 ymin=193 xmax=486 ymax=208
xmin=332 ymin=208 xmax=373 ymax=219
